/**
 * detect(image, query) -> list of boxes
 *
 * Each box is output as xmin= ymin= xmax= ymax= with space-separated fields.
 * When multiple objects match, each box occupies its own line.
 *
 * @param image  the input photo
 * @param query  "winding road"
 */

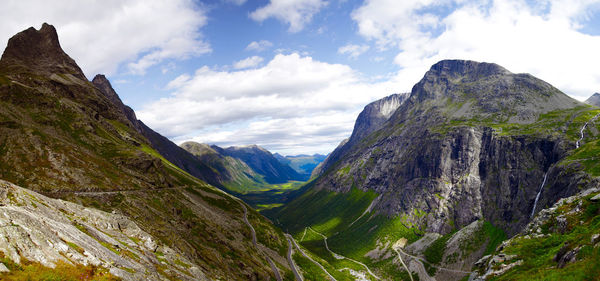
xmin=395 ymin=247 xmax=474 ymax=275
xmin=287 ymin=233 xmax=337 ymax=281
xmin=285 ymin=234 xmax=303 ymax=281
xmin=307 ymin=227 xmax=381 ymax=280
xmin=393 ymin=248 xmax=414 ymax=281
xmin=239 ymin=202 xmax=283 ymax=281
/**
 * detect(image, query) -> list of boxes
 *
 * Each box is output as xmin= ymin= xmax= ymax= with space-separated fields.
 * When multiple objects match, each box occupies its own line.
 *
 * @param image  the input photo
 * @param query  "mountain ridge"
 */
xmin=268 ymin=59 xmax=600 ymax=280
xmin=312 ymin=92 xmax=410 ymax=178
xmin=0 ymin=23 xmax=292 ymax=280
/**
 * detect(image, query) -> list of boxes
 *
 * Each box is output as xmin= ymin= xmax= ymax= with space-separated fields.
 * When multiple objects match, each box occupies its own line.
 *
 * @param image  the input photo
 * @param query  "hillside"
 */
xmin=274 ymin=153 xmax=327 ymax=179
xmin=267 ymin=60 xmax=600 ymax=280
xmin=585 ymin=93 xmax=600 ymax=107
xmin=181 ymin=141 xmax=305 ymax=191
xmin=218 ymin=145 xmax=304 ymax=184
xmin=0 ymin=23 xmax=293 ymax=280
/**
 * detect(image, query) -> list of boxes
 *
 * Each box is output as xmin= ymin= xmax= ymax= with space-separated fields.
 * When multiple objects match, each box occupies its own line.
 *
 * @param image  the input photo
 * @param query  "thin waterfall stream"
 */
xmin=530 ymin=172 xmax=548 ymax=218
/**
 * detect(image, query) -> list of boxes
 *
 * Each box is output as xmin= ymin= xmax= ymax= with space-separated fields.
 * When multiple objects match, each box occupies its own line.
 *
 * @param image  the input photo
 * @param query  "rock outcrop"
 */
xmin=310 ymin=59 xmax=586 ymax=236
xmin=0 ymin=180 xmax=205 ymax=280
xmin=0 ymin=23 xmax=86 ymax=80
xmin=312 ymin=93 xmax=409 ymax=178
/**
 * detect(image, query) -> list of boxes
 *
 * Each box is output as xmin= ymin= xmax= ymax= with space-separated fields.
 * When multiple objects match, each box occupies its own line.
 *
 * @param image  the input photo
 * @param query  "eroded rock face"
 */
xmin=312 ymin=93 xmax=409 ymax=178
xmin=311 ymin=59 xmax=586 ymax=236
xmin=0 ymin=180 xmax=206 ymax=280
xmin=0 ymin=23 xmax=86 ymax=80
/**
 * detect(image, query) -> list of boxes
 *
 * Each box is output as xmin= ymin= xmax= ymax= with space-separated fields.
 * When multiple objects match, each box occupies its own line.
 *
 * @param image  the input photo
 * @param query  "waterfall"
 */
xmin=530 ymin=173 xmax=548 ymax=218
xmin=576 ymin=113 xmax=600 ymax=148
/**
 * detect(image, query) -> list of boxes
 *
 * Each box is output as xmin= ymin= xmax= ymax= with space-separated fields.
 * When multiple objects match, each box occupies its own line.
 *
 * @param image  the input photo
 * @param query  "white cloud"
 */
xmin=351 ymin=0 xmax=600 ymax=100
xmin=338 ymin=44 xmax=370 ymax=59
xmin=250 ymin=0 xmax=328 ymax=32
xmin=0 ymin=0 xmax=210 ymax=77
xmin=233 ymin=56 xmax=264 ymax=69
xmin=245 ymin=40 xmax=273 ymax=52
xmin=138 ymin=53 xmax=399 ymax=154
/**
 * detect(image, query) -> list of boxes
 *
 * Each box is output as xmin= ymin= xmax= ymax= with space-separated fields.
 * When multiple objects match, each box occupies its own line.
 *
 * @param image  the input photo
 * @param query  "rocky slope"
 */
xmin=0 ymin=23 xmax=292 ymax=280
xmin=310 ymin=60 xmax=585 ymax=235
xmin=0 ymin=180 xmax=203 ymax=280
xmin=585 ymin=92 xmax=600 ymax=107
xmin=270 ymin=59 xmax=600 ymax=280
xmin=472 ymin=185 xmax=600 ymax=280
xmin=311 ymin=93 xmax=409 ymax=178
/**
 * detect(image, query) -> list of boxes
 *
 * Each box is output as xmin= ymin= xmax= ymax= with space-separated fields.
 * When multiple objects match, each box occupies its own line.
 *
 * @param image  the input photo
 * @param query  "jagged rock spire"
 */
xmin=0 ymin=23 xmax=86 ymax=80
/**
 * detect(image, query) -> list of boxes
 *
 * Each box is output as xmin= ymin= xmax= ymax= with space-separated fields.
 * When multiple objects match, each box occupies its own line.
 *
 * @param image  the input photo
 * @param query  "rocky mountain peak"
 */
xmin=351 ymin=93 xmax=408 ymax=141
xmin=427 ymin=59 xmax=509 ymax=79
xmin=585 ymin=92 xmax=600 ymax=107
xmin=406 ymin=59 xmax=579 ymax=123
xmin=0 ymin=23 xmax=85 ymax=79
xmin=92 ymin=74 xmax=123 ymax=106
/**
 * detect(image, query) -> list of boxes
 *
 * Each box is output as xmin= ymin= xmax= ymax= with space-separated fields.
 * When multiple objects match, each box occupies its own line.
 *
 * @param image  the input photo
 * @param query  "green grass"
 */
xmin=483 ymin=221 xmax=507 ymax=255
xmin=267 ymin=186 xmax=378 ymax=235
xmin=436 ymin=105 xmax=599 ymax=140
xmin=293 ymin=251 xmax=334 ymax=280
xmin=561 ymin=138 xmax=600 ymax=176
xmin=489 ymin=193 xmax=600 ymax=280
xmin=268 ymin=185 xmax=431 ymax=278
xmin=424 ymin=231 xmax=455 ymax=264
xmin=0 ymin=252 xmax=119 ymax=281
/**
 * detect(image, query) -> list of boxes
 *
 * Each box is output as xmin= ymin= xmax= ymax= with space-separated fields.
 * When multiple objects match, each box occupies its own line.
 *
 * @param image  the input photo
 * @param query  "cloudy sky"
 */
xmin=2 ymin=0 xmax=600 ymax=155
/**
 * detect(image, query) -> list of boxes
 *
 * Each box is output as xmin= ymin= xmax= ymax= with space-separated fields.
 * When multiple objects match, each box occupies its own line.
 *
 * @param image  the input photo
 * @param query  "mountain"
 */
xmin=217 ymin=144 xmax=304 ymax=184
xmin=274 ymin=153 xmax=327 ymax=179
xmin=267 ymin=60 xmax=600 ymax=280
xmin=180 ymin=141 xmax=268 ymax=193
xmin=585 ymin=92 xmax=600 ymax=107
xmin=0 ymin=24 xmax=293 ymax=280
xmin=311 ymin=93 xmax=409 ymax=178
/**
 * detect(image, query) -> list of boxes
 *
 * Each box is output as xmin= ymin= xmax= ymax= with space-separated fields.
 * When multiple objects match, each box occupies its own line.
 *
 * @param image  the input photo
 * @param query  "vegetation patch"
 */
xmin=490 ymin=194 xmax=600 ymax=280
xmin=0 ymin=252 xmax=119 ymax=280
xmin=425 ymin=231 xmax=455 ymax=264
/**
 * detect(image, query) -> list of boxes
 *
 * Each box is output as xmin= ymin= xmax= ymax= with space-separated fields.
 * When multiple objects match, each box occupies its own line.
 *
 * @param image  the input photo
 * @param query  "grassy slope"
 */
xmin=267 ymin=186 xmax=428 ymax=279
xmin=0 ymin=253 xmax=118 ymax=281
xmin=488 ymin=193 xmax=600 ymax=280
xmin=0 ymin=73 xmax=291 ymax=280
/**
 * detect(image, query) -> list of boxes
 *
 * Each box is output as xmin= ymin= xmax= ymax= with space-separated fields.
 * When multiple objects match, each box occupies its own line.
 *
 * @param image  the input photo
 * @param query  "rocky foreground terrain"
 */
xmin=0 ymin=23 xmax=292 ymax=280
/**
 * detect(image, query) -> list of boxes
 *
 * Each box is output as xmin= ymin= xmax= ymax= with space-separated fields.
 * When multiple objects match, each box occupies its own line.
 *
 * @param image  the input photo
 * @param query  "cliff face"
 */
xmin=310 ymin=60 xmax=589 ymax=236
xmin=312 ymin=93 xmax=409 ymax=178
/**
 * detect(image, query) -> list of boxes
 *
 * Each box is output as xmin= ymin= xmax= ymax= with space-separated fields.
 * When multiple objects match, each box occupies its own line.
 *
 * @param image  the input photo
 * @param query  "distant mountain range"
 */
xmin=181 ymin=141 xmax=306 ymax=193
xmin=274 ymin=153 xmax=327 ymax=179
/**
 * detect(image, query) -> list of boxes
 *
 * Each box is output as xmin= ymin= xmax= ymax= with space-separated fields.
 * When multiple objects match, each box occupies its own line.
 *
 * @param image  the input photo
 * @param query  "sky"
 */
xmin=1 ymin=0 xmax=600 ymax=155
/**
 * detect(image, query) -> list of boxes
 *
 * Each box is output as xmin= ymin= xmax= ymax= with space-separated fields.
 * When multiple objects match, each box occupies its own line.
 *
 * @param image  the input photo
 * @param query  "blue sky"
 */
xmin=2 ymin=0 xmax=600 ymax=155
